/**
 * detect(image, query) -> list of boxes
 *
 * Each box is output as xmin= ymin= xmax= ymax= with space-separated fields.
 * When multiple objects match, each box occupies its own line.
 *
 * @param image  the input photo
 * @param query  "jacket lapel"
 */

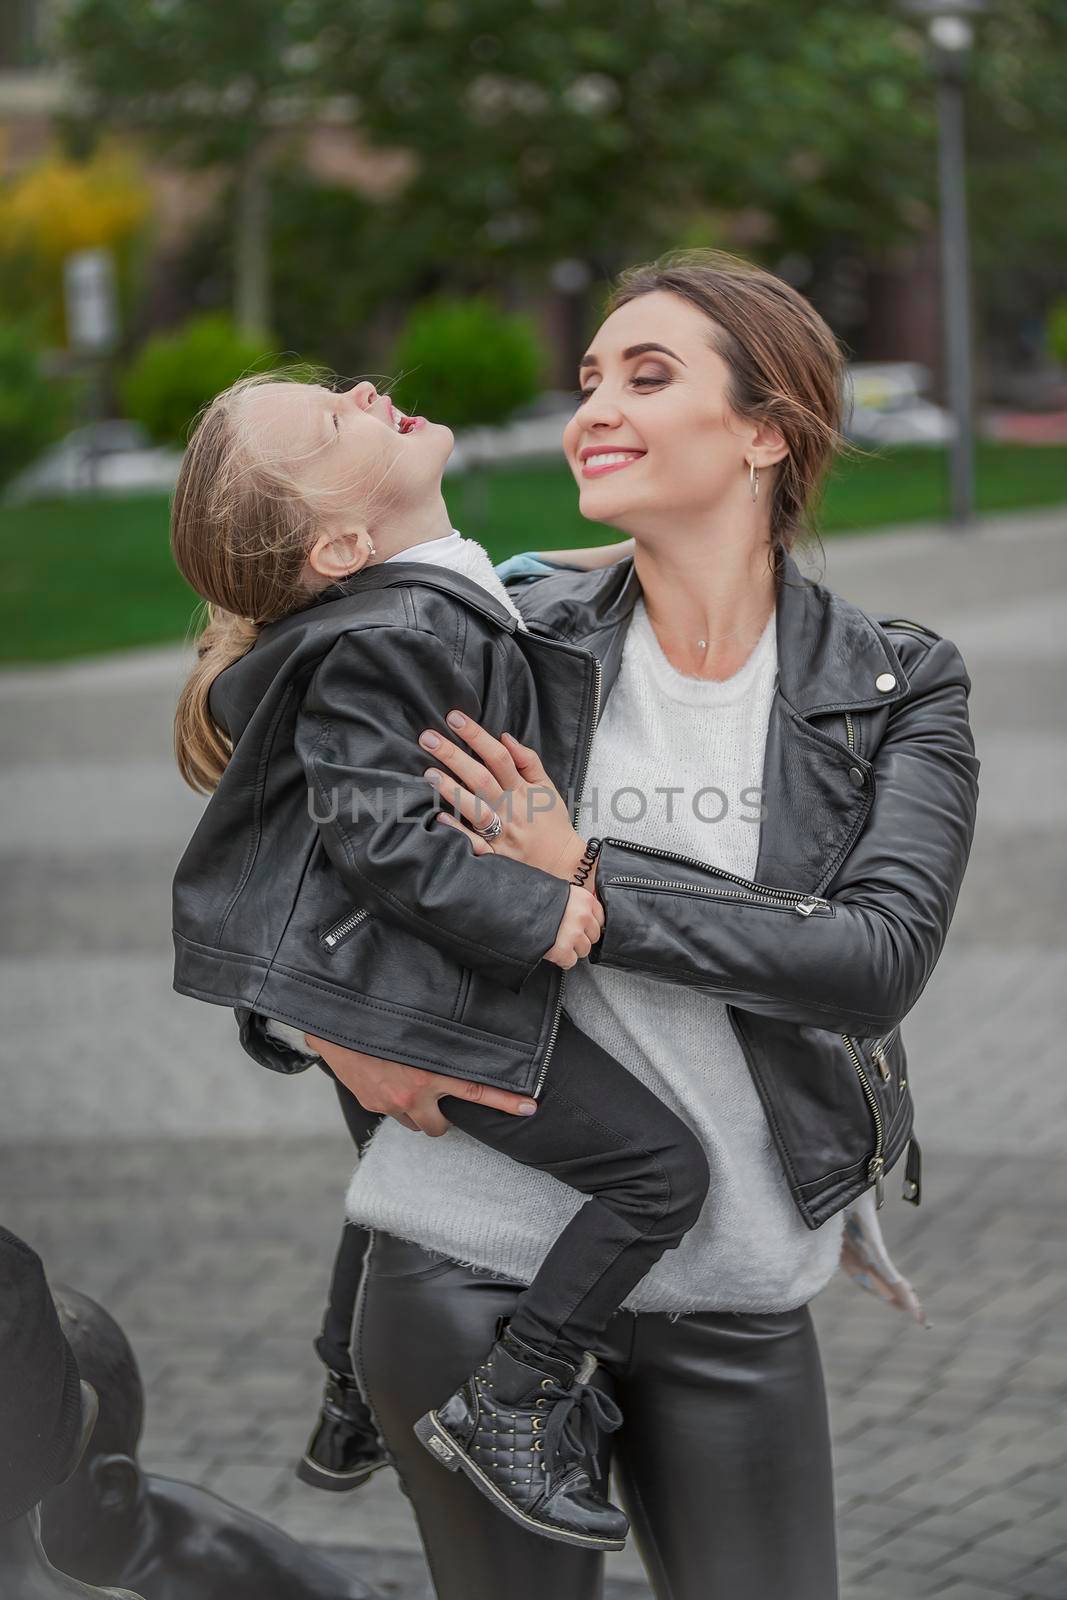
xmin=532 ymin=548 xmax=909 ymax=896
xmin=756 ymin=551 xmax=905 ymax=893
xmin=774 ymin=551 xmax=909 ymax=716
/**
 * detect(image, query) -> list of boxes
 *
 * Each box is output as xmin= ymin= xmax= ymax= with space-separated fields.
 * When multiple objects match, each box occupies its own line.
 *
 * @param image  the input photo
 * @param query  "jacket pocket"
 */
xmin=319 ymin=906 xmax=373 ymax=951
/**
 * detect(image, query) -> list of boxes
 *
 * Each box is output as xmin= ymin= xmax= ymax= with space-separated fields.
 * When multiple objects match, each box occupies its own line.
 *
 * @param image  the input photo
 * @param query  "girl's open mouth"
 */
xmin=387 ymin=396 xmax=426 ymax=434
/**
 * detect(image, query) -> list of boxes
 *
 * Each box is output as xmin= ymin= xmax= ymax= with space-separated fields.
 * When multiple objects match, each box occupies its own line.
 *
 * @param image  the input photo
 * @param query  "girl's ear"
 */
xmin=305 ymin=528 xmax=373 ymax=582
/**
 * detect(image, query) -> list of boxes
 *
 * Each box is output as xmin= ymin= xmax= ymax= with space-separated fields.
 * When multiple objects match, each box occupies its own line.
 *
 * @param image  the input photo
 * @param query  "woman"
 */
xmin=301 ymin=251 xmax=979 ymax=1599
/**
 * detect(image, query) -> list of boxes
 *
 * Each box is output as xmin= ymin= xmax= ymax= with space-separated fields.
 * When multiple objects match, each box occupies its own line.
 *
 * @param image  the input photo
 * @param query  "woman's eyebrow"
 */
xmin=578 ymin=342 xmax=687 ymax=373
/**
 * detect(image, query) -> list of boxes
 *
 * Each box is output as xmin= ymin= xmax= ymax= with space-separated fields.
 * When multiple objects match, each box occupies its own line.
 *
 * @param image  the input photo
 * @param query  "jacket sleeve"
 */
xmin=494 ymin=553 xmax=571 ymax=584
xmin=588 ymin=635 xmax=980 ymax=1036
xmin=294 ymin=624 xmax=572 ymax=993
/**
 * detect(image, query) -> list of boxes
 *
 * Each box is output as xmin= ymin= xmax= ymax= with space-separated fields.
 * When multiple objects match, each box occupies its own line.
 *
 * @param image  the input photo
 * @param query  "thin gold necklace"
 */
xmin=643 ymin=605 xmax=774 ymax=653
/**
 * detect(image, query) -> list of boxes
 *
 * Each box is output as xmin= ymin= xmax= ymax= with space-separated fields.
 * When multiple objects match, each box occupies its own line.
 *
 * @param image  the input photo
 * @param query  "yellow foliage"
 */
xmin=0 ymin=142 xmax=151 ymax=263
xmin=0 ymin=142 xmax=152 ymax=344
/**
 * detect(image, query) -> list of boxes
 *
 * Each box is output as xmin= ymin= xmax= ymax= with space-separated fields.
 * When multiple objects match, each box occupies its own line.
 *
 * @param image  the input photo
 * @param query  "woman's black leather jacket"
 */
xmin=171 ymin=549 xmax=979 ymax=1227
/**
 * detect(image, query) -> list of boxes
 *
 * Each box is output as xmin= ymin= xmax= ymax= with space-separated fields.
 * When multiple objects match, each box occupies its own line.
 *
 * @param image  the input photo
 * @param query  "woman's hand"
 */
xmin=306 ymin=1035 xmax=538 ymax=1137
xmin=418 ymin=711 xmax=587 ymax=880
xmin=543 ymin=885 xmax=604 ymax=969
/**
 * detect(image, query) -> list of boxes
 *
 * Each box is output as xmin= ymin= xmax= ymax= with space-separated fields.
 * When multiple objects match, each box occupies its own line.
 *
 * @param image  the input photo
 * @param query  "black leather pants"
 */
xmin=356 ymin=1231 xmax=839 ymax=1600
xmin=313 ymin=1073 xmax=382 ymax=1378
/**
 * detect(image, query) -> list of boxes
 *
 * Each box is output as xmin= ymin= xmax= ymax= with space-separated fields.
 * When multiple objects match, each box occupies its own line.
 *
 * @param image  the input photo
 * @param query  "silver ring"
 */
xmin=472 ymin=813 xmax=503 ymax=842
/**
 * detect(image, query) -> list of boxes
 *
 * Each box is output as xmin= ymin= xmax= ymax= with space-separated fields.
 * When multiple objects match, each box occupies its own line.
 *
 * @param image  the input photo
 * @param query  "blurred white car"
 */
xmin=845 ymin=363 xmax=955 ymax=447
xmin=3 ymin=421 xmax=183 ymax=504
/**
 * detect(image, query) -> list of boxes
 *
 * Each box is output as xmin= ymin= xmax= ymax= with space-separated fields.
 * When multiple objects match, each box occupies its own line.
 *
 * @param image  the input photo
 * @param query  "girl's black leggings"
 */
xmin=320 ymin=1009 xmax=711 ymax=1368
xmin=355 ymin=1229 xmax=839 ymax=1600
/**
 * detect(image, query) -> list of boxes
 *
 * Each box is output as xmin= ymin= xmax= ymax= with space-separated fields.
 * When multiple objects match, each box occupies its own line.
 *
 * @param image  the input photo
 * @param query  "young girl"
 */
xmin=170 ymin=372 xmax=713 ymax=1552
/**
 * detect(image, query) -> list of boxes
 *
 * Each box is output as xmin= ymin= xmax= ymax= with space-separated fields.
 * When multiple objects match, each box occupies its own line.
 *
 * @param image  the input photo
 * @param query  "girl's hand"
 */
xmin=543 ymin=886 xmax=604 ymax=969
xmin=418 ymin=712 xmax=587 ymax=880
xmin=306 ymin=1035 xmax=538 ymax=1137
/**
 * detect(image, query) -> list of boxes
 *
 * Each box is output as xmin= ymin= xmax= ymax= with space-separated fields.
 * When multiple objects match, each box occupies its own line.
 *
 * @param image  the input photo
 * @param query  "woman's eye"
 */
xmin=574 ymin=375 xmax=666 ymax=405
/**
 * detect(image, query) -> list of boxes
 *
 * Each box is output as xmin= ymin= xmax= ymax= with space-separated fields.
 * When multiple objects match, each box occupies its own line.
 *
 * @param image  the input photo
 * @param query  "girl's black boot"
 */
xmin=413 ymin=1323 xmax=629 ymax=1550
xmin=297 ymin=1368 xmax=389 ymax=1492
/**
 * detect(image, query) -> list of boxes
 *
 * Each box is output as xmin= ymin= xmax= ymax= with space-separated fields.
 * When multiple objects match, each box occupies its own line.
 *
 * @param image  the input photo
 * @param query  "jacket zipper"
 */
xmin=599 ymin=837 xmax=831 ymax=916
xmin=320 ymin=907 xmax=371 ymax=950
xmin=841 ymin=1033 xmax=885 ymax=1206
xmin=605 ymin=874 xmax=830 ymax=917
xmin=532 ymin=653 xmax=603 ymax=1097
xmin=841 ymin=716 xmax=890 ymax=1200
xmin=869 ymin=1025 xmax=899 ymax=1081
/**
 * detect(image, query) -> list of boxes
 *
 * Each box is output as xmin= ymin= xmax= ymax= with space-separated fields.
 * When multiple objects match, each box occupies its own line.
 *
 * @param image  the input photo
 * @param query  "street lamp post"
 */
xmin=903 ymin=0 xmax=987 ymax=528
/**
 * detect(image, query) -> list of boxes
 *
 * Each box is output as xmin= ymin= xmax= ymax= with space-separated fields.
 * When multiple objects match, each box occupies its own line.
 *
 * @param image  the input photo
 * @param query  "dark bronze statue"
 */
xmin=0 ymin=1225 xmax=142 ymax=1599
xmin=40 ymin=1288 xmax=376 ymax=1600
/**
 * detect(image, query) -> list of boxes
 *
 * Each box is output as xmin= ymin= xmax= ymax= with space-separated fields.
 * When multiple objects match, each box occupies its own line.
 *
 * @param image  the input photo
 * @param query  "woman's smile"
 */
xmin=579 ymin=448 xmax=646 ymax=478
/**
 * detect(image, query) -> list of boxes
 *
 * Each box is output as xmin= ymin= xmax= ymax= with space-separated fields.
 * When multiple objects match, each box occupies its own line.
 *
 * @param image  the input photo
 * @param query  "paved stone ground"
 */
xmin=1 ymin=507 xmax=1065 ymax=1598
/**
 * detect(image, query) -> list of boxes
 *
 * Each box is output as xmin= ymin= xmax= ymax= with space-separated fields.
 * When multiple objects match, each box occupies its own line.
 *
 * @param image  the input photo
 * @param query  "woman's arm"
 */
xmin=416 ymin=635 xmax=978 ymax=1037
xmin=295 ymin=625 xmax=571 ymax=993
xmin=587 ymin=635 xmax=979 ymax=1036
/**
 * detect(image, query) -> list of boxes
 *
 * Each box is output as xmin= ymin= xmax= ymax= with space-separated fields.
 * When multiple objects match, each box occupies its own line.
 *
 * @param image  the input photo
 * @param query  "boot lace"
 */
xmin=541 ymin=1376 xmax=623 ymax=1472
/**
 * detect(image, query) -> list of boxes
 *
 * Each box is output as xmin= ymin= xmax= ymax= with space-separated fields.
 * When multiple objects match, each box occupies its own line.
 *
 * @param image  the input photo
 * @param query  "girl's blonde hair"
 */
xmin=172 ymin=371 xmax=384 ymax=794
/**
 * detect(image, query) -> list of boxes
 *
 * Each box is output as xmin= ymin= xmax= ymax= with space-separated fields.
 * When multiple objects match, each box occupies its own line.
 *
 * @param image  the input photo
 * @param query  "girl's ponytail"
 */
xmin=174 ymin=605 xmax=260 ymax=795
xmin=170 ymin=372 xmax=328 ymax=794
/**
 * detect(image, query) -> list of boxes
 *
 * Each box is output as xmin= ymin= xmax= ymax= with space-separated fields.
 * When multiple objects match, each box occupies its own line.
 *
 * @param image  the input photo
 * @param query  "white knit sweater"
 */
xmin=324 ymin=544 xmax=844 ymax=1315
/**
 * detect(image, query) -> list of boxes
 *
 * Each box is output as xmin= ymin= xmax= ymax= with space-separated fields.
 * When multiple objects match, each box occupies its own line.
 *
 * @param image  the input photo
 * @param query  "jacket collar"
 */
xmin=302 ymin=559 xmax=521 ymax=634
xmin=303 ymin=545 xmax=909 ymax=718
xmin=522 ymin=547 xmax=909 ymax=718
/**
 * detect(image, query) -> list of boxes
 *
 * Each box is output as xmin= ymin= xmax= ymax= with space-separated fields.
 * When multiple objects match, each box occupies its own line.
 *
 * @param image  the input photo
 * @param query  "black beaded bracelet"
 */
xmin=571 ymin=837 xmax=603 ymax=888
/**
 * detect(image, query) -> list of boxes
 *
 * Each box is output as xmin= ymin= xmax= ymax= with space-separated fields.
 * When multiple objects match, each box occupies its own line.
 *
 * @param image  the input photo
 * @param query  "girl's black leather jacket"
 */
xmin=171 ymin=549 xmax=978 ymax=1227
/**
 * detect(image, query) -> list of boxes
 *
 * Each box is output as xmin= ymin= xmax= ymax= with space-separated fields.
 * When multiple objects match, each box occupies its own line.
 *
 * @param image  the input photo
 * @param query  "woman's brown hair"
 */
xmin=171 ymin=373 xmax=366 ymax=795
xmin=606 ymin=249 xmax=849 ymax=564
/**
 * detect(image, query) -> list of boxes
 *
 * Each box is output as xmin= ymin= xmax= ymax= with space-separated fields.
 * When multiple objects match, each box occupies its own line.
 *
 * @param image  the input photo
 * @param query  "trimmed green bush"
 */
xmin=388 ymin=298 xmax=544 ymax=431
xmin=0 ymin=324 xmax=73 ymax=489
xmin=119 ymin=314 xmax=278 ymax=446
xmin=1048 ymin=299 xmax=1067 ymax=366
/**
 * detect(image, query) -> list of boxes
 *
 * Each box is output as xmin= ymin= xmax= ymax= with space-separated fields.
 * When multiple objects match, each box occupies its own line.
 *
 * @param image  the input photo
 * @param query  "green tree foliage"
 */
xmin=176 ymin=167 xmax=437 ymax=377
xmin=61 ymin=0 xmax=344 ymax=332
xmin=316 ymin=0 xmax=1067 ymax=346
xmin=389 ymin=298 xmax=544 ymax=428
xmin=318 ymin=0 xmax=934 ymax=273
xmin=0 ymin=325 xmax=73 ymax=489
xmin=1048 ymin=300 xmax=1067 ymax=367
xmin=61 ymin=1 xmax=1067 ymax=367
xmin=119 ymin=313 xmax=276 ymax=444
xmin=963 ymin=1 xmax=1067 ymax=349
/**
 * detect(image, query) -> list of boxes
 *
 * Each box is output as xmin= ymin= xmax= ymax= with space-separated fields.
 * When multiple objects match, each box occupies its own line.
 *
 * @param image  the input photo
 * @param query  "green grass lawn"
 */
xmin=2 ymin=442 xmax=1064 ymax=665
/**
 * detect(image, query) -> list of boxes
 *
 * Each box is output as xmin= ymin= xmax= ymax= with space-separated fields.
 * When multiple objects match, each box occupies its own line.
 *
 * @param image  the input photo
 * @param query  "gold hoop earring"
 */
xmin=749 ymin=461 xmax=760 ymax=502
